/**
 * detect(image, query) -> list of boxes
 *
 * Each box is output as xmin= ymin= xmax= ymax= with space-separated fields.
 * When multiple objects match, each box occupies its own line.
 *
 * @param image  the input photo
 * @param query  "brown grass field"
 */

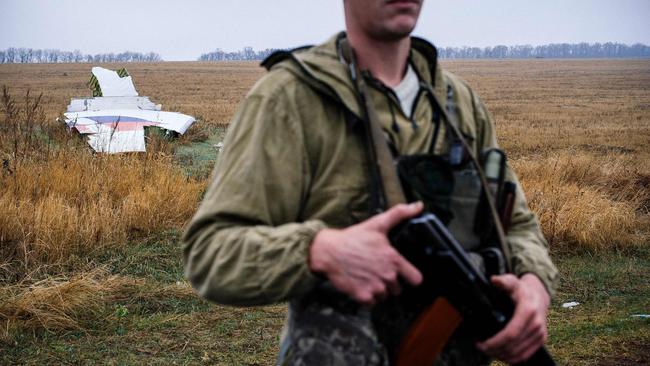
xmin=1 ymin=59 xmax=649 ymax=365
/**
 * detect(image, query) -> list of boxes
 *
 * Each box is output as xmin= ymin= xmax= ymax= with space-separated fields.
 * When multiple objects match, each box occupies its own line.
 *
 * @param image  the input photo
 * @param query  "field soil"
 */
xmin=1 ymin=59 xmax=649 ymax=365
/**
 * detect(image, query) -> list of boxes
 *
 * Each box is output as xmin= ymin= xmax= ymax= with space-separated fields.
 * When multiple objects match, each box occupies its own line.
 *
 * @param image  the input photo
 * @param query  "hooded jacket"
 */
xmin=182 ymin=33 xmax=559 ymax=306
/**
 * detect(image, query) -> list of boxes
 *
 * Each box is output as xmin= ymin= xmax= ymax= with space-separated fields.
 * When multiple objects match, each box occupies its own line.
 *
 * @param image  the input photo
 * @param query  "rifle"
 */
xmin=390 ymin=213 xmax=555 ymax=366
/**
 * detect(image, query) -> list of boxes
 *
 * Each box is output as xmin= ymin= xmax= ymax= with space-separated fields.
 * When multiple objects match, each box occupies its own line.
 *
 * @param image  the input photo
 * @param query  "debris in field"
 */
xmin=61 ymin=67 xmax=196 ymax=153
xmin=66 ymin=95 xmax=161 ymax=112
xmin=214 ymin=142 xmax=224 ymax=152
xmin=561 ymin=301 xmax=580 ymax=309
xmin=88 ymin=66 xmax=138 ymax=97
xmin=631 ymin=314 xmax=649 ymax=319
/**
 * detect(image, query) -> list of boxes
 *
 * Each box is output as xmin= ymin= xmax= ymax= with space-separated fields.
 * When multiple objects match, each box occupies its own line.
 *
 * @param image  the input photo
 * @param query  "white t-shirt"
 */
xmin=392 ymin=64 xmax=419 ymax=119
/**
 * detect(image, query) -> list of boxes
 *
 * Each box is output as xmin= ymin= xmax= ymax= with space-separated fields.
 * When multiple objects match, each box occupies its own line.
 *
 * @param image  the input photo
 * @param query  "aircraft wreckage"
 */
xmin=61 ymin=67 xmax=196 ymax=153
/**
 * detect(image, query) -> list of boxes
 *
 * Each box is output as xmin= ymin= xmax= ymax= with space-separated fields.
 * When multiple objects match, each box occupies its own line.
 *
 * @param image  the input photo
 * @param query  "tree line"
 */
xmin=198 ymin=47 xmax=279 ymax=61
xmin=0 ymin=48 xmax=162 ymax=63
xmin=2 ymin=42 xmax=648 ymax=63
xmin=199 ymin=42 xmax=650 ymax=61
xmin=438 ymin=42 xmax=650 ymax=59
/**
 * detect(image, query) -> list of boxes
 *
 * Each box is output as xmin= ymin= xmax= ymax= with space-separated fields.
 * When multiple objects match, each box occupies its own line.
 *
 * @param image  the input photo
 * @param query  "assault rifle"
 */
xmin=390 ymin=213 xmax=555 ymax=366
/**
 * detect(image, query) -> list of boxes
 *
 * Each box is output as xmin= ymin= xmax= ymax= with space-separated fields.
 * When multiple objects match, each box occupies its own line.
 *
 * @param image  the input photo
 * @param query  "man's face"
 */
xmin=345 ymin=0 xmax=423 ymax=41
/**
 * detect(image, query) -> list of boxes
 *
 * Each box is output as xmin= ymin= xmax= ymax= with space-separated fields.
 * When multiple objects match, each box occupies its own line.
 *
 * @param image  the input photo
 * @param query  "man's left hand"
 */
xmin=476 ymin=273 xmax=551 ymax=364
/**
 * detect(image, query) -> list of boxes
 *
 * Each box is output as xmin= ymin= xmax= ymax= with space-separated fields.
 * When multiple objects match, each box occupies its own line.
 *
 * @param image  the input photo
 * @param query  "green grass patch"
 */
xmin=99 ymin=229 xmax=186 ymax=284
xmin=545 ymin=247 xmax=650 ymax=365
xmin=174 ymin=126 xmax=227 ymax=180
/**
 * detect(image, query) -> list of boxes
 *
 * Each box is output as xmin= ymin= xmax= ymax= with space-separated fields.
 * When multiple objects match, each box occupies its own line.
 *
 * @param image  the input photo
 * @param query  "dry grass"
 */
xmin=0 ymin=267 xmax=140 ymax=337
xmin=0 ymin=266 xmax=199 ymax=342
xmin=513 ymin=152 xmax=649 ymax=251
xmin=0 ymin=152 xmax=204 ymax=275
xmin=443 ymin=59 xmax=650 ymax=161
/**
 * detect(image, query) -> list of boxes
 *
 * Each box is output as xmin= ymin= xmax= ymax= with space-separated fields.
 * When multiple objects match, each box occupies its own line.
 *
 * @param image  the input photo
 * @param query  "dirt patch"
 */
xmin=595 ymin=340 xmax=650 ymax=366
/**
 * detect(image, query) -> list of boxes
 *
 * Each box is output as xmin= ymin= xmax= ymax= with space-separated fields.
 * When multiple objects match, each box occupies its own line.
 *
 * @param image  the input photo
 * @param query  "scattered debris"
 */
xmin=214 ymin=142 xmax=224 ymax=152
xmin=562 ymin=301 xmax=580 ymax=309
xmin=61 ymin=67 xmax=196 ymax=153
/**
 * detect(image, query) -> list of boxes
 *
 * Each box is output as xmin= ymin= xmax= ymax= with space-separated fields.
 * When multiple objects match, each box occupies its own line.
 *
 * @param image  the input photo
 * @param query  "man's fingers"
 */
xmin=353 ymin=280 xmax=389 ymax=305
xmin=506 ymin=330 xmax=545 ymax=364
xmin=385 ymin=278 xmax=402 ymax=295
xmin=475 ymin=274 xmax=550 ymax=363
xmin=477 ymin=296 xmax=535 ymax=353
xmin=354 ymin=290 xmax=375 ymax=306
xmin=498 ymin=329 xmax=544 ymax=363
xmin=488 ymin=317 xmax=542 ymax=361
xmin=364 ymin=202 xmax=423 ymax=232
xmin=395 ymin=254 xmax=423 ymax=286
xmin=490 ymin=274 xmax=519 ymax=295
xmin=506 ymin=314 xmax=547 ymax=362
xmin=380 ymin=270 xmax=402 ymax=295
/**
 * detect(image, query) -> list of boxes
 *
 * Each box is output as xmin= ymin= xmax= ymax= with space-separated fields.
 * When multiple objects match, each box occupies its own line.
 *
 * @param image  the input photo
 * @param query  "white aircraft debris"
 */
xmin=561 ymin=301 xmax=580 ymax=309
xmin=61 ymin=67 xmax=196 ymax=153
xmin=66 ymin=96 xmax=161 ymax=112
xmin=89 ymin=66 xmax=138 ymax=97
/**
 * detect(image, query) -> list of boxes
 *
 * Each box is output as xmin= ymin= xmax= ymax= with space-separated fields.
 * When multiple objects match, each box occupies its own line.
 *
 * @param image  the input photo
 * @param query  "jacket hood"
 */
xmin=262 ymin=32 xmax=447 ymax=119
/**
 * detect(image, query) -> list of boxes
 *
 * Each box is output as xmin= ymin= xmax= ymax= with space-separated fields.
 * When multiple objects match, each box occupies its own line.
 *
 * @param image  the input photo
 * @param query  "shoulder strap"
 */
xmin=339 ymin=39 xmax=407 ymax=211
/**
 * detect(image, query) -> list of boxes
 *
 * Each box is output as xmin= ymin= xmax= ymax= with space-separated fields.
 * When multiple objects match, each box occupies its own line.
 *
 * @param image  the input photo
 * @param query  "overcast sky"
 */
xmin=2 ymin=0 xmax=649 ymax=61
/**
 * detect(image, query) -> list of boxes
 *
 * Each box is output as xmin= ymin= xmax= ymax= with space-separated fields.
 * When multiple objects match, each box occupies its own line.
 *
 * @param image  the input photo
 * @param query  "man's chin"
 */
xmin=373 ymin=23 xmax=417 ymax=41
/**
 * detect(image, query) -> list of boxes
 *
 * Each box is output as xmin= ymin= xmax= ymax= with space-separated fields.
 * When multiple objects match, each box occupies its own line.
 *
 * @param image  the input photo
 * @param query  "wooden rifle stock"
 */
xmin=394 ymin=297 xmax=462 ymax=366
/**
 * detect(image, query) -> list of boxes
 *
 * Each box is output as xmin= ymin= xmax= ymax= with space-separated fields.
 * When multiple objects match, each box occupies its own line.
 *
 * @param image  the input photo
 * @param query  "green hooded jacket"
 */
xmin=182 ymin=33 xmax=559 ymax=306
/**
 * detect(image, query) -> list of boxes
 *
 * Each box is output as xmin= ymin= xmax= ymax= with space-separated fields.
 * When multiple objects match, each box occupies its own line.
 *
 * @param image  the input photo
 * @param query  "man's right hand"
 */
xmin=308 ymin=202 xmax=424 ymax=305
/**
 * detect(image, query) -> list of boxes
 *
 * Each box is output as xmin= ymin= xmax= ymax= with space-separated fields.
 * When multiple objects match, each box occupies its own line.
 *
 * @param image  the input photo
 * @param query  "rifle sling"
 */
xmin=340 ymin=39 xmax=407 ymax=209
xmin=358 ymin=71 xmax=408 ymax=208
xmin=423 ymin=84 xmax=513 ymax=271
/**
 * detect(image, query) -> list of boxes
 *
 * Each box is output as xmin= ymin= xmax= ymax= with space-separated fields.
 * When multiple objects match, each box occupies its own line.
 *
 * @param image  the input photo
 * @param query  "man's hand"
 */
xmin=308 ymin=202 xmax=424 ymax=305
xmin=476 ymin=273 xmax=551 ymax=364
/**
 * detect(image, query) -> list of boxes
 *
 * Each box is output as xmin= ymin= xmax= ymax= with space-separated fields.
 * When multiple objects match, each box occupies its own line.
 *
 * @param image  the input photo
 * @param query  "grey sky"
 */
xmin=2 ymin=0 xmax=649 ymax=61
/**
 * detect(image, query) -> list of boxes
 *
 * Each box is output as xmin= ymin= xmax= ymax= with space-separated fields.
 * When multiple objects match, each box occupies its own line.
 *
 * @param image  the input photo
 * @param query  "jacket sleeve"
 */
xmin=182 ymin=88 xmax=326 ymax=306
xmin=473 ymin=93 xmax=560 ymax=298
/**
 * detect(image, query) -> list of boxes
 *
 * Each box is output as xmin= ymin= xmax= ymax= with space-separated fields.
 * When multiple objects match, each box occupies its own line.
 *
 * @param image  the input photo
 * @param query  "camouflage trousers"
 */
xmin=277 ymin=284 xmax=490 ymax=366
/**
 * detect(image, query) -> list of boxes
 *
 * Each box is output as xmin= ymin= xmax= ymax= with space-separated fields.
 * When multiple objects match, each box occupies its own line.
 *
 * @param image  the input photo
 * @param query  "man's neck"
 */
xmin=348 ymin=33 xmax=411 ymax=88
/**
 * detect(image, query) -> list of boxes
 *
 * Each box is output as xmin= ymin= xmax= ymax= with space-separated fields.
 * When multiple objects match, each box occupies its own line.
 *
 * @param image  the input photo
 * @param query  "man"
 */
xmin=183 ymin=0 xmax=559 ymax=364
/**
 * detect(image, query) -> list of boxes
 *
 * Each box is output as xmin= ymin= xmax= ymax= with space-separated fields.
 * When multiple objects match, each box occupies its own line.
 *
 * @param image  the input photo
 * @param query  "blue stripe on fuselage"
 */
xmin=85 ymin=115 xmax=155 ymax=124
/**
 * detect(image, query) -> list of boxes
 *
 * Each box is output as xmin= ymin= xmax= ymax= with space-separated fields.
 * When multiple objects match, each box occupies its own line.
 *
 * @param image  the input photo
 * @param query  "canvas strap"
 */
xmin=356 ymin=71 xmax=408 ymax=208
xmin=340 ymin=39 xmax=407 ymax=209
